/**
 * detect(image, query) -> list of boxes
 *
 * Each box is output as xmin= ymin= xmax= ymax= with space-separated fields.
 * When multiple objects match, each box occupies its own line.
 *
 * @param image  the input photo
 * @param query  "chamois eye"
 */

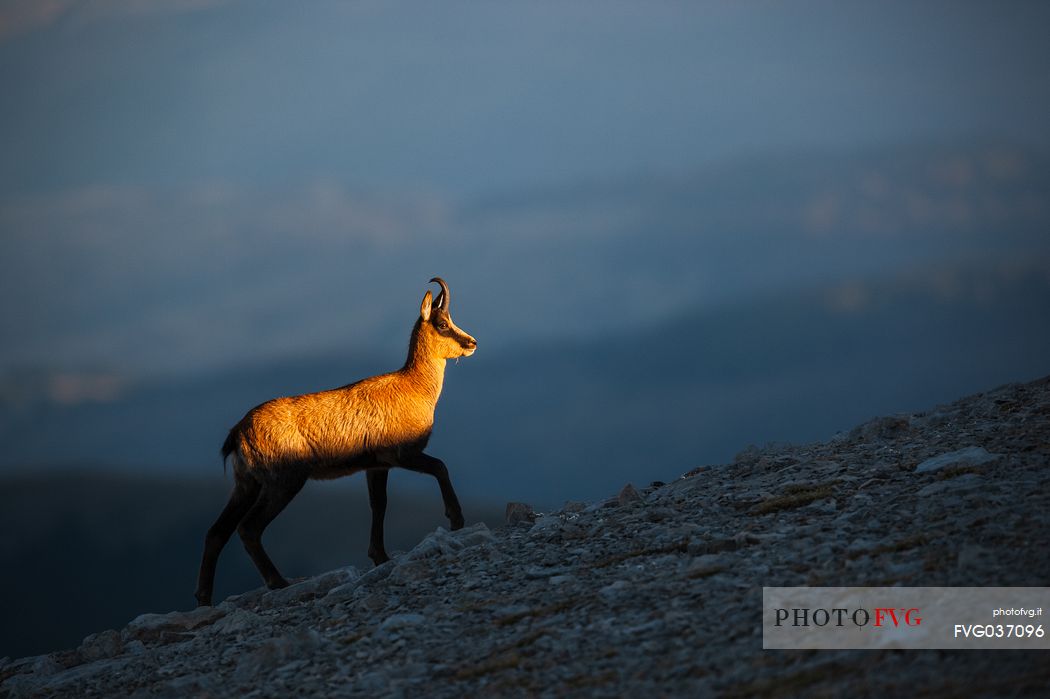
xmin=437 ymin=321 xmax=449 ymax=330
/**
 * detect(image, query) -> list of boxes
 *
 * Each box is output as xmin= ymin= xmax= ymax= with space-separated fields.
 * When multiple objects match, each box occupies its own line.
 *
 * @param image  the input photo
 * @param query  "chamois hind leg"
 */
xmin=400 ymin=452 xmax=465 ymax=530
xmin=195 ymin=477 xmax=262 ymax=607
xmin=237 ymin=477 xmax=306 ymax=590
xmin=365 ymin=468 xmax=391 ymax=566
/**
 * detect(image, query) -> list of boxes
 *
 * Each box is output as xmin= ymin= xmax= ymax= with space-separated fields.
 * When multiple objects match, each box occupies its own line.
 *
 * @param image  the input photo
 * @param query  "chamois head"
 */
xmin=419 ymin=277 xmax=477 ymax=359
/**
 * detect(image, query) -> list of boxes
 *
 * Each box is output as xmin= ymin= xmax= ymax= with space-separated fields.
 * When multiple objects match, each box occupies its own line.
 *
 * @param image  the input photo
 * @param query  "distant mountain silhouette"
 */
xmin=3 ymin=142 xmax=1048 ymax=376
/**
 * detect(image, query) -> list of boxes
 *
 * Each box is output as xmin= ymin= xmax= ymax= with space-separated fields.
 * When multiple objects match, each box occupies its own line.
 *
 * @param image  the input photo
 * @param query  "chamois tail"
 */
xmin=221 ymin=427 xmax=239 ymax=475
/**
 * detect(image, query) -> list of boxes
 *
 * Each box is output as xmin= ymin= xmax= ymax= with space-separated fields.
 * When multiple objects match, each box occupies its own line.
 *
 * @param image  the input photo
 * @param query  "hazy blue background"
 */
xmin=2 ymin=0 xmax=1050 ymax=657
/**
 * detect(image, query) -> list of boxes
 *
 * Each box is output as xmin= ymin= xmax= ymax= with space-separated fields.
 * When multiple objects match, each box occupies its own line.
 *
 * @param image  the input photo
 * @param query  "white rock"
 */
xmin=123 ymin=606 xmax=225 ymax=642
xmin=78 ymin=629 xmax=122 ymax=662
xmin=30 ymin=653 xmax=63 ymax=677
xmin=261 ymin=568 xmax=356 ymax=609
xmin=600 ymin=580 xmax=629 ymax=600
xmin=917 ymin=473 xmax=984 ymax=496
xmin=529 ymin=515 xmax=563 ymax=537
xmin=457 ymin=522 xmax=496 ymax=548
xmin=206 ymin=608 xmax=262 ymax=636
xmin=915 ymin=446 xmax=999 ymax=473
xmin=405 ymin=527 xmax=466 ymax=560
xmin=379 ymin=613 xmax=426 ymax=631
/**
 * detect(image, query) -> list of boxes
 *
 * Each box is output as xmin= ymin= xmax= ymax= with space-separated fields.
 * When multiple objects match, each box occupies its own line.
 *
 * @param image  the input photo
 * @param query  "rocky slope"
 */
xmin=2 ymin=376 xmax=1049 ymax=697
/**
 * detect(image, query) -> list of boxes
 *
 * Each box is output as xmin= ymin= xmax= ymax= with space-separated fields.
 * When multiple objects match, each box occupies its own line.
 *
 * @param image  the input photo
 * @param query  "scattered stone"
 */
xmin=560 ymin=522 xmax=587 ymax=540
xmin=618 ymin=483 xmax=643 ymax=506
xmin=956 ymin=545 xmax=994 ymax=569
xmin=645 ymin=506 xmax=675 ymax=522
xmin=233 ymin=628 xmax=325 ymax=682
xmin=30 ymin=654 xmax=62 ymax=677
xmin=805 ymin=498 xmax=838 ymax=514
xmin=456 ymin=522 xmax=496 ymax=548
xmin=389 ymin=559 xmax=434 ymax=585
xmin=849 ymin=415 xmax=911 ymax=441
xmin=583 ymin=497 xmax=618 ymax=513
xmin=123 ymin=607 xmax=225 ymax=644
xmin=505 ymin=502 xmax=536 ymax=525
xmin=915 ymin=446 xmax=1000 ymax=473
xmin=206 ymin=608 xmax=262 ymax=636
xmin=917 ymin=473 xmax=985 ymax=496
xmin=220 ymin=586 xmax=268 ymax=610
xmin=599 ymin=580 xmax=629 ymax=600
xmin=685 ymin=555 xmax=727 ymax=579
xmin=379 ymin=613 xmax=426 ymax=632
xmin=261 ymin=568 xmax=357 ymax=609
xmin=405 ymin=526 xmax=466 ymax=560
xmin=528 ymin=515 xmax=563 ymax=537
xmin=733 ymin=445 xmax=762 ymax=464
xmin=77 ymin=630 xmax=123 ymax=663
xmin=355 ymin=560 xmax=397 ymax=588
xmin=525 ymin=565 xmax=570 ymax=580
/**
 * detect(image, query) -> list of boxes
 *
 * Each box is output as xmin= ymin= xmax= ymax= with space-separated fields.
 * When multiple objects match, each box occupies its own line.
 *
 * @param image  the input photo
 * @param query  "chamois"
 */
xmin=194 ymin=277 xmax=477 ymax=607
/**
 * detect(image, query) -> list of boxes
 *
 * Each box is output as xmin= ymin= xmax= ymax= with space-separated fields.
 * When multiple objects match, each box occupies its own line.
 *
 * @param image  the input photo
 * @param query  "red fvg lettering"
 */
xmin=874 ymin=608 xmax=922 ymax=627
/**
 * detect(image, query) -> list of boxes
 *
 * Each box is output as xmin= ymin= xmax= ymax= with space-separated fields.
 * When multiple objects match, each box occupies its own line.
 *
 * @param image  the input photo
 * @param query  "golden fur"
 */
xmin=228 ymin=296 xmax=476 ymax=481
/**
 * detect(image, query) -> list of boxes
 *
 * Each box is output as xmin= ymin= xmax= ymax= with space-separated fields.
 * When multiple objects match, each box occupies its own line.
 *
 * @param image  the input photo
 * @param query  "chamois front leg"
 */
xmin=400 ymin=452 xmax=465 ymax=530
xmin=365 ymin=468 xmax=390 ymax=565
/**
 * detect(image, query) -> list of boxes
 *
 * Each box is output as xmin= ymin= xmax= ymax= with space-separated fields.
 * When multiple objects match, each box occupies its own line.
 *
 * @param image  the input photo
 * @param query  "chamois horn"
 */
xmin=430 ymin=276 xmax=450 ymax=311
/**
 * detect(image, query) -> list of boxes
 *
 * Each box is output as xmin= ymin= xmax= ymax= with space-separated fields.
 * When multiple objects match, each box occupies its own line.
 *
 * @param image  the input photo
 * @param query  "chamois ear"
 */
xmin=420 ymin=290 xmax=433 ymax=321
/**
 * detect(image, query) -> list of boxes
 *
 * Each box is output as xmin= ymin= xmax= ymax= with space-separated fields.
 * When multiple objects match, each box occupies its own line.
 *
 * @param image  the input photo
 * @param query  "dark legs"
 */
xmin=366 ymin=468 xmax=390 ymax=565
xmin=197 ymin=452 xmax=465 ymax=603
xmin=237 ymin=477 xmax=307 ymax=591
xmin=400 ymin=452 xmax=465 ymax=531
xmin=195 ymin=478 xmax=261 ymax=607
xmin=364 ymin=453 xmax=466 ymax=569
xmin=194 ymin=475 xmax=305 ymax=607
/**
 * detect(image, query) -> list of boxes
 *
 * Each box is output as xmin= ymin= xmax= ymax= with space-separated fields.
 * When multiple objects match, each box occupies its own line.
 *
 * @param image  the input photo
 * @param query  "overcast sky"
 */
xmin=2 ymin=1 xmax=1049 ymax=198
